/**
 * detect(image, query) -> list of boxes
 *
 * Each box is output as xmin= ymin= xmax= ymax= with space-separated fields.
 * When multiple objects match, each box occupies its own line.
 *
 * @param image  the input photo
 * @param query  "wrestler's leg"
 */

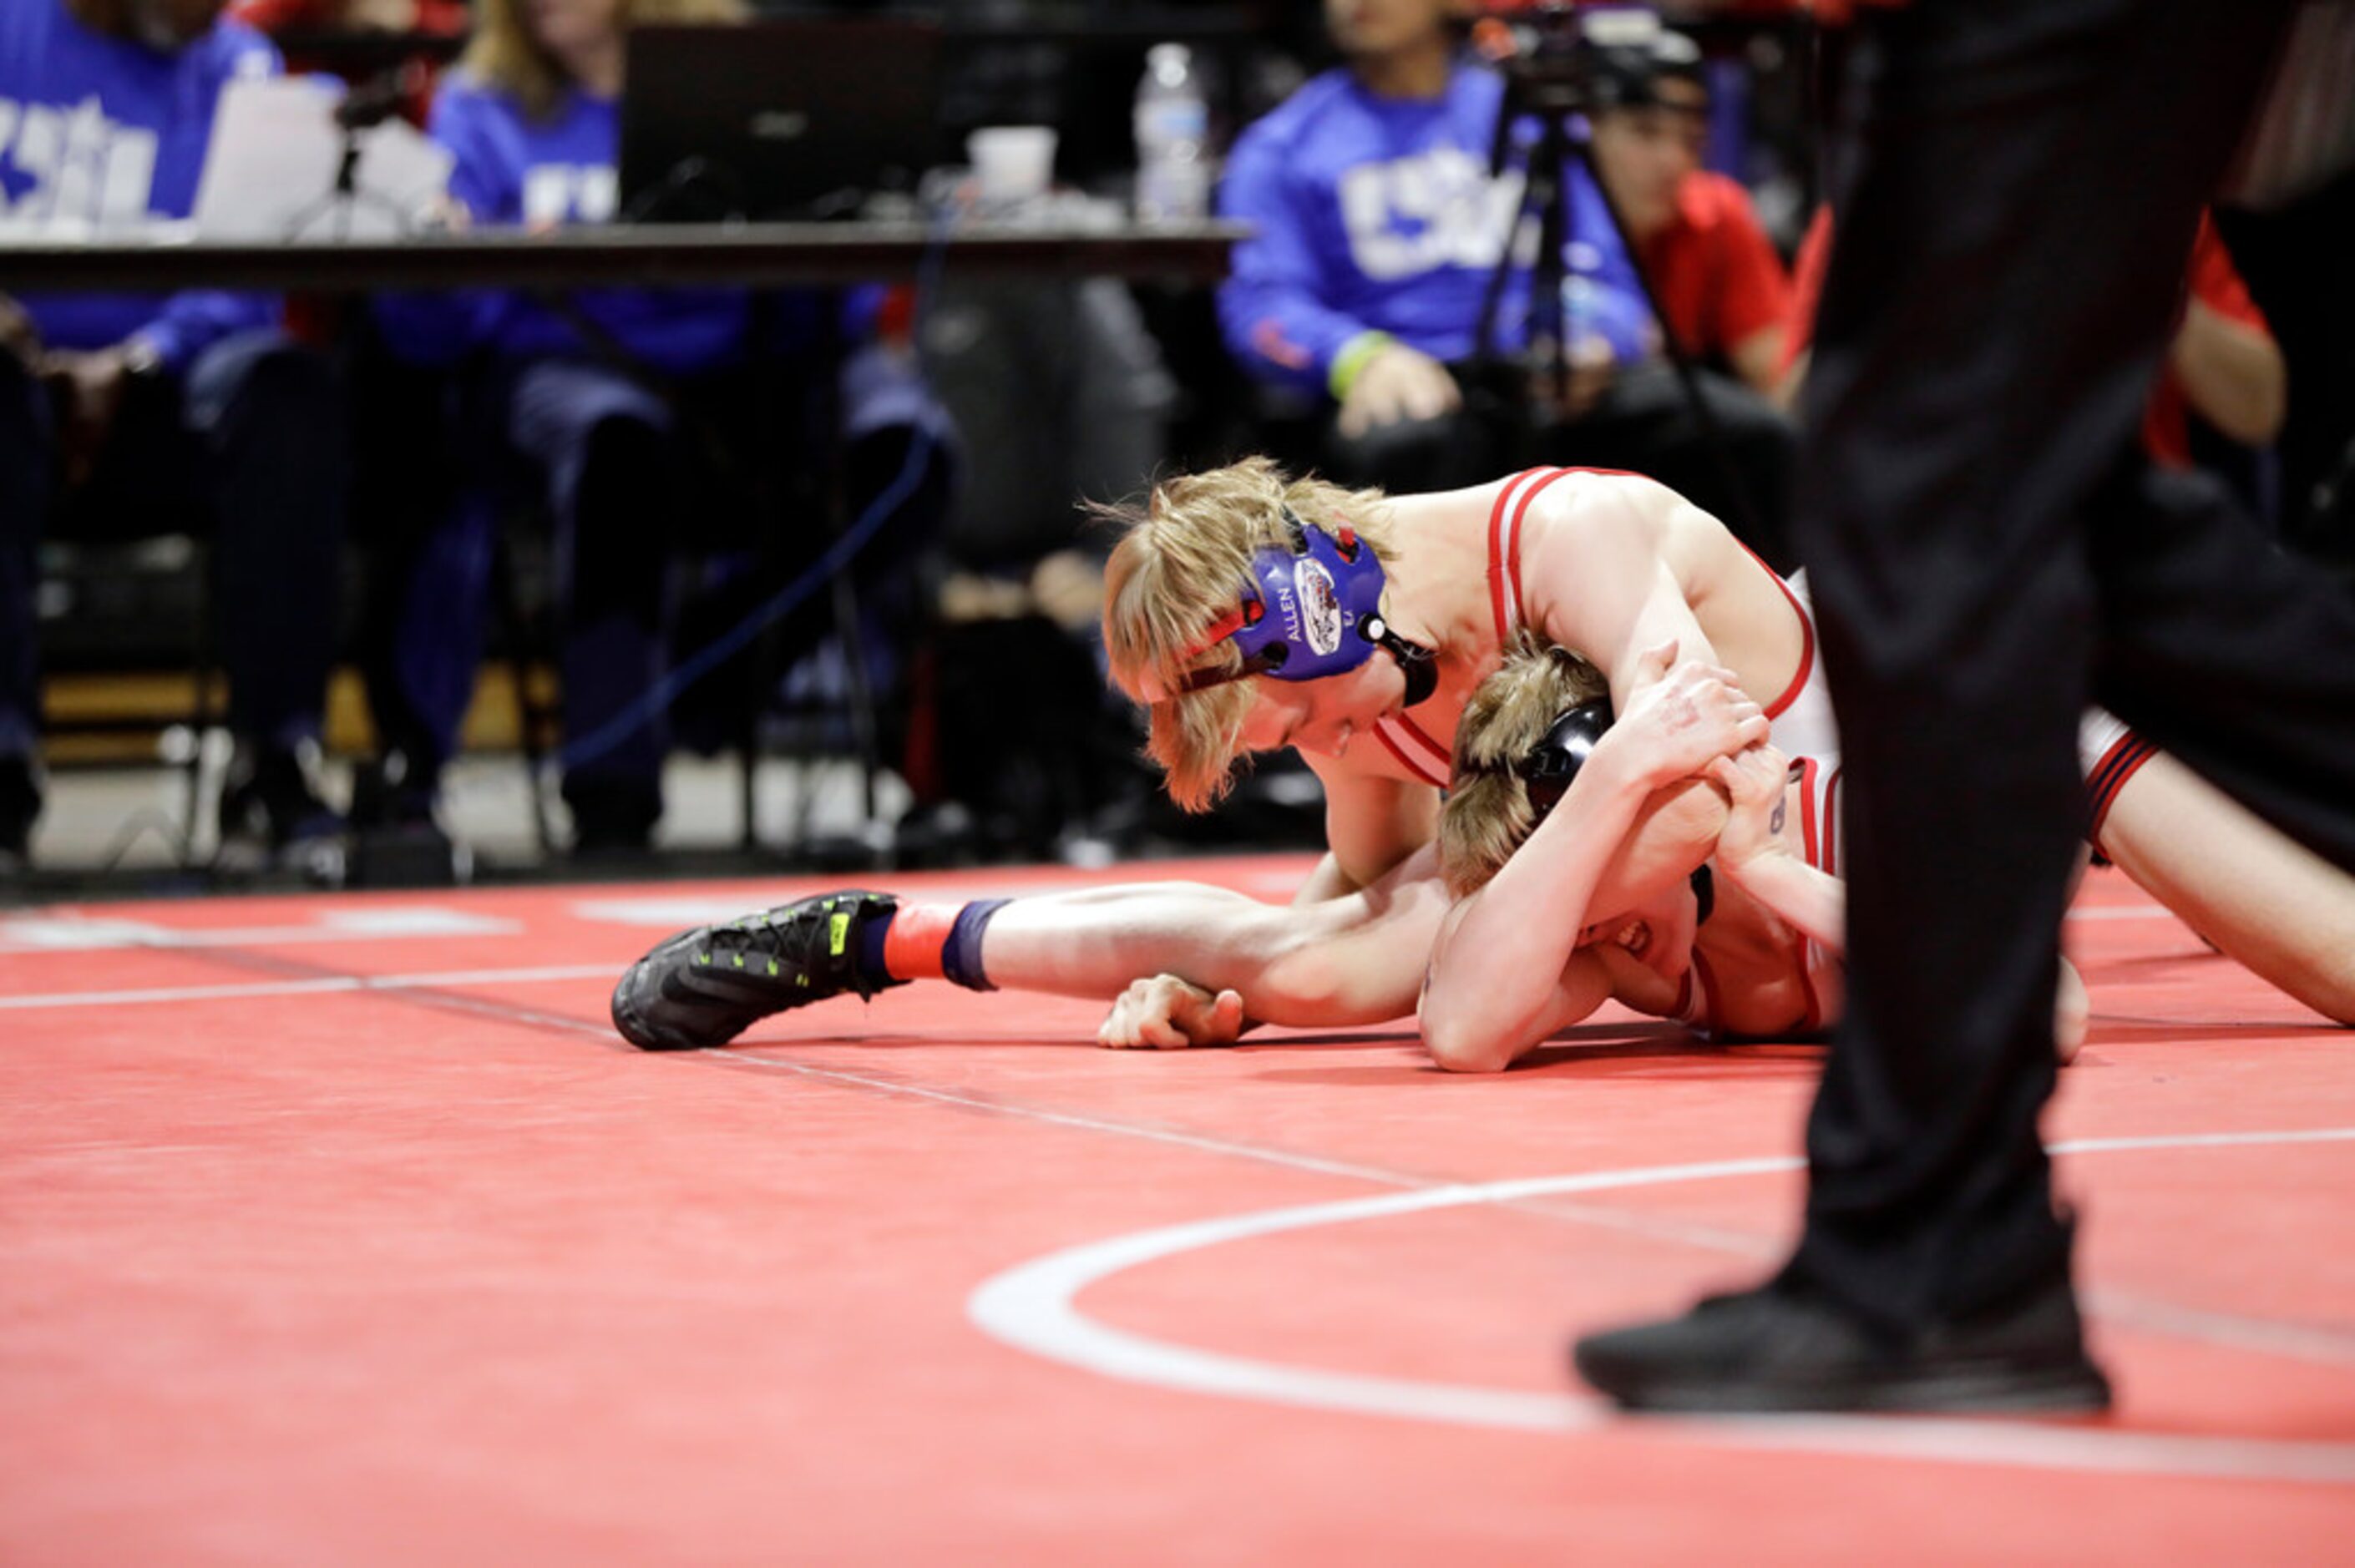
xmin=610 ymin=851 xmax=1456 ymax=1050
xmin=614 ymin=780 xmax=1728 ymax=1051
xmin=980 ymin=846 xmax=1452 ymax=1027
xmin=2099 ymin=750 xmax=2355 ymax=1023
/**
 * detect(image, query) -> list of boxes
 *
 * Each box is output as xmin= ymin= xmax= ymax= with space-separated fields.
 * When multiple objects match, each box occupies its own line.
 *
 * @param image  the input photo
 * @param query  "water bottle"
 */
xmin=1133 ymin=43 xmax=1210 ymax=223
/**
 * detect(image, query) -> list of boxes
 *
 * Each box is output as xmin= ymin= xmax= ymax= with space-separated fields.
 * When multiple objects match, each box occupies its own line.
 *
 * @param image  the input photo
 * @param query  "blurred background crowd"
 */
xmin=2 ymin=0 xmax=2344 ymax=893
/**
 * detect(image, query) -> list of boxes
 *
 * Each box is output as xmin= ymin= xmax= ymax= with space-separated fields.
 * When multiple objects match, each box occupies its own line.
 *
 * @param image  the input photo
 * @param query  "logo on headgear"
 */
xmin=1294 ymin=559 xmax=1343 ymax=655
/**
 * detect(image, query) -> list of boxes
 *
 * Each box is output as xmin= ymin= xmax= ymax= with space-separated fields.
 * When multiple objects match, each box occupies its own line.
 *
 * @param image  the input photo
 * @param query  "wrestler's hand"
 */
xmin=1708 ymin=741 xmax=1793 ymax=872
xmin=1097 ymin=974 xmax=1248 ymax=1050
xmin=1607 ymin=640 xmax=1770 ymax=788
xmin=1337 ymin=342 xmax=1461 ymax=439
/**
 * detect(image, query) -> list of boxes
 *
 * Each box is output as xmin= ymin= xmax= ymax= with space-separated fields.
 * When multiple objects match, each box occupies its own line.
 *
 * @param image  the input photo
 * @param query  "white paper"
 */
xmin=191 ymin=77 xmax=453 ymax=241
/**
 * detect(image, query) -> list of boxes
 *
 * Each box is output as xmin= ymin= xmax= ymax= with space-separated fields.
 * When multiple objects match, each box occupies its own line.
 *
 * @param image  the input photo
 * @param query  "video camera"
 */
xmin=1470 ymin=3 xmax=1704 ymax=116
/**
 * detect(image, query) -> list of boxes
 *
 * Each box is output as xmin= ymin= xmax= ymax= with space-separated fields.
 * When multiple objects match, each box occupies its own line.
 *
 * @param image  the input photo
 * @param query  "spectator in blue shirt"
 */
xmin=367 ymin=0 xmax=953 ymax=853
xmin=1218 ymin=2 xmax=1795 ymax=567
xmin=0 ymin=0 xmax=350 ymax=875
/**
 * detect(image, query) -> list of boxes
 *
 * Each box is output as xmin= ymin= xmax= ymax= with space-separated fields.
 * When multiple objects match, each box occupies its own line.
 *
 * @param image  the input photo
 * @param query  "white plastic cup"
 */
xmin=967 ymin=126 xmax=1057 ymax=208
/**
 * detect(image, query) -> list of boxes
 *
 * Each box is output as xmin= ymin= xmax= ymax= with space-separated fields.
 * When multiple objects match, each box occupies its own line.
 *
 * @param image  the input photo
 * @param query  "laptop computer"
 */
xmin=619 ymin=18 xmax=946 ymax=222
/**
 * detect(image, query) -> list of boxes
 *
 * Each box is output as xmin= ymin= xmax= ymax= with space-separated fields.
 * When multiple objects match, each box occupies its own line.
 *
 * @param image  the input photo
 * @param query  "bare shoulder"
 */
xmin=1380 ymin=478 xmax=1514 ymax=536
xmin=1516 ymin=473 xmax=1681 ymax=620
xmin=1524 ymin=473 xmax=1745 ymax=597
xmin=1523 ymin=470 xmax=1681 ymax=544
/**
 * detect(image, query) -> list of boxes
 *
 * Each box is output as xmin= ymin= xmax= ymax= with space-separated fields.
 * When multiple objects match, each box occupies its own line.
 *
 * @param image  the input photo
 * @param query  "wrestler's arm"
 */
xmin=1420 ymin=755 xmax=1651 ymax=1072
xmin=1518 ymin=478 xmax=1726 ymax=711
xmin=1704 ymin=746 xmax=2091 ymax=1057
xmin=1716 ymin=845 xmax=2089 ymax=1059
xmin=1302 ymin=758 xmax=1441 ymax=900
xmin=1421 ymin=900 xmax=1617 ymax=1072
xmin=1725 ymin=854 xmax=1845 ymax=956
xmin=1708 ymin=746 xmax=1846 ymax=954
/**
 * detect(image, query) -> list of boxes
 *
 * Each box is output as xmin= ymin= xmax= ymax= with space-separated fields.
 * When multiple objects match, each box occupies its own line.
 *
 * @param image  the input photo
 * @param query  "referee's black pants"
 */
xmin=1790 ymin=0 xmax=2355 ymax=1330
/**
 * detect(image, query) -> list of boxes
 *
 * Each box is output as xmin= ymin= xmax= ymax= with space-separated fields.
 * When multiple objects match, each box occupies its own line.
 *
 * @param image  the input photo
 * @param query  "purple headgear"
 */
xmin=1141 ymin=508 xmax=1436 ymax=706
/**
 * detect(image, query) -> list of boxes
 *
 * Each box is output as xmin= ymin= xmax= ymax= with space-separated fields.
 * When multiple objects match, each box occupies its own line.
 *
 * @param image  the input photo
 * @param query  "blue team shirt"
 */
xmin=1217 ymin=60 xmax=1648 ymax=395
xmin=388 ymin=71 xmax=884 ymax=377
xmin=0 ymin=0 xmax=278 ymax=370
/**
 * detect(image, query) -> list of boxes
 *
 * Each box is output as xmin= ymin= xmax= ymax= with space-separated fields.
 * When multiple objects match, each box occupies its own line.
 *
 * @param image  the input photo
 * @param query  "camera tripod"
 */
xmin=1467 ymin=16 xmax=1766 ymax=545
xmin=281 ymin=76 xmax=418 ymax=242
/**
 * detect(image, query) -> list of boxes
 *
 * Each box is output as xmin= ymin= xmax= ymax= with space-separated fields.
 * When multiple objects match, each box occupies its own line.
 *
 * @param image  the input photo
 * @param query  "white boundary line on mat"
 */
xmin=0 ymin=963 xmax=615 ymax=1010
xmin=969 ymin=1128 xmax=2355 ymax=1485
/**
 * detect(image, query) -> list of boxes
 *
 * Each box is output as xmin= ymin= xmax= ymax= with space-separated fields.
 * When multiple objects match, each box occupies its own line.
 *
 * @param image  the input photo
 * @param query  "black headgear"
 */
xmin=1517 ymin=697 xmax=1615 ymax=823
xmin=1515 ymin=694 xmax=1714 ymax=924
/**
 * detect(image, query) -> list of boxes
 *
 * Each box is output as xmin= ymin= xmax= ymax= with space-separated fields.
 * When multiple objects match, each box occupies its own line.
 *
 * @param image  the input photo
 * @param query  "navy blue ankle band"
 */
xmin=855 ymin=908 xmax=895 ymax=986
xmin=941 ymin=898 xmax=1010 ymax=992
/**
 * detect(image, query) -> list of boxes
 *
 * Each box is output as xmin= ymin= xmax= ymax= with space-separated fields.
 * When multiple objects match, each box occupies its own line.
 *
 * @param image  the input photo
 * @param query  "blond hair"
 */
xmin=462 ymin=0 xmax=746 ymax=122
xmin=1438 ymin=635 xmax=1609 ymax=897
xmin=1096 ymin=458 xmax=1395 ymax=812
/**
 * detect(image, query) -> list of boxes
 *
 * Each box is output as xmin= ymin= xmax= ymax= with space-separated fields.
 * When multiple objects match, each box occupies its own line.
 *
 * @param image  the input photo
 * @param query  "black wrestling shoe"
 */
xmin=1572 ymin=1269 xmax=2113 ymax=1415
xmin=610 ymin=890 xmax=904 ymax=1050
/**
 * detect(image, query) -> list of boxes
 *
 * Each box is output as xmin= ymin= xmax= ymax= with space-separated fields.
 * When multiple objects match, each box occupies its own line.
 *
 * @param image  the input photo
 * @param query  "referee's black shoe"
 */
xmin=1573 ymin=1267 xmax=2113 ymax=1414
xmin=610 ymin=890 xmax=904 ymax=1050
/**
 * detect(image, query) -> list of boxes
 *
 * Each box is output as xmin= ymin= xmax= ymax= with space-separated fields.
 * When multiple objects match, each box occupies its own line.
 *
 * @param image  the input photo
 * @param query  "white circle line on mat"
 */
xmin=969 ymin=1129 xmax=2355 ymax=1484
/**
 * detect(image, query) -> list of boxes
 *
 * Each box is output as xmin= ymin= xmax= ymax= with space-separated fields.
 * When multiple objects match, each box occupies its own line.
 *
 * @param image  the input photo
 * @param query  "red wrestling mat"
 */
xmin=3 ymin=857 xmax=2350 ymax=1564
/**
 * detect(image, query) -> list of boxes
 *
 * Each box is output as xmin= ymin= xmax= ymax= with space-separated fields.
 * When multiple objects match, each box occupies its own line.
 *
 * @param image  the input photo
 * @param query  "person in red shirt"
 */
xmin=1783 ymin=205 xmax=2282 ymax=477
xmin=1588 ymin=34 xmax=1792 ymax=397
